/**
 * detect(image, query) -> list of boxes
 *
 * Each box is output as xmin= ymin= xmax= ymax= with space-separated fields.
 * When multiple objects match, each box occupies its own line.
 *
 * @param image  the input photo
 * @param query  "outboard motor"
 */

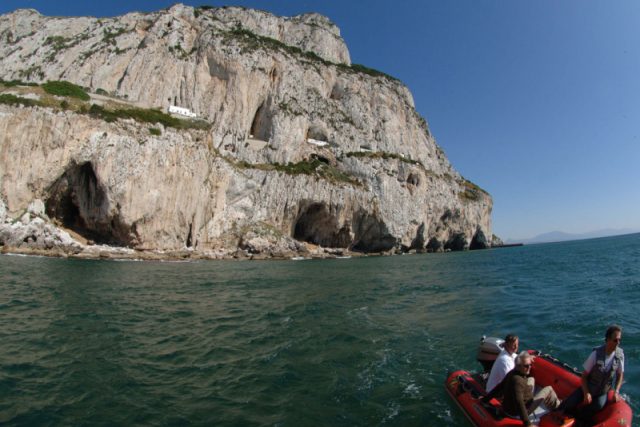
xmin=477 ymin=336 xmax=504 ymax=373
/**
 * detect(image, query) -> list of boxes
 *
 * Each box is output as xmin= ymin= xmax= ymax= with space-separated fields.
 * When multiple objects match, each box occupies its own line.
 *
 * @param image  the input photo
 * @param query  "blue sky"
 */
xmin=2 ymin=1 xmax=639 ymax=241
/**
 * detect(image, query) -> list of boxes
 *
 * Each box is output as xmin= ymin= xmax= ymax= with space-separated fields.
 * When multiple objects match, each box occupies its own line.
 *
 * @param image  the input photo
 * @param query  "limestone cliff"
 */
xmin=0 ymin=4 xmax=493 ymax=258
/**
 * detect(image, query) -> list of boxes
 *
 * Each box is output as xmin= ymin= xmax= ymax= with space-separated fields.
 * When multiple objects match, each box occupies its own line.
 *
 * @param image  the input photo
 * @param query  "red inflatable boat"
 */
xmin=445 ymin=337 xmax=632 ymax=427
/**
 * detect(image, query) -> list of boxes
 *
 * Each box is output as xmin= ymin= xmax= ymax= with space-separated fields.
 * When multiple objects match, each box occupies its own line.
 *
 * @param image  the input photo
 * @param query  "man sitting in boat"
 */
xmin=484 ymin=351 xmax=561 ymax=426
xmin=486 ymin=334 xmax=519 ymax=392
xmin=558 ymin=325 xmax=625 ymax=424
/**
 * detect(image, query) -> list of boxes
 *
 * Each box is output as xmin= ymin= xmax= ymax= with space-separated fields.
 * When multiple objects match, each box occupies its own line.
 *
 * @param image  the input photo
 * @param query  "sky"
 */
xmin=2 ymin=1 xmax=639 ymax=241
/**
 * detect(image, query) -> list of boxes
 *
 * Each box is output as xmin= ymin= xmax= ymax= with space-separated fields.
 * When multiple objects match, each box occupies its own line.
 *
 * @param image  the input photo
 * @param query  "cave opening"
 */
xmin=310 ymin=153 xmax=330 ymax=165
xmin=407 ymin=173 xmax=420 ymax=187
xmin=46 ymin=162 xmax=131 ymax=246
xmin=444 ymin=233 xmax=468 ymax=251
xmin=351 ymin=211 xmax=397 ymax=253
xmin=186 ymin=223 xmax=193 ymax=248
xmin=426 ymin=238 xmax=442 ymax=253
xmin=250 ymin=101 xmax=272 ymax=141
xmin=409 ymin=223 xmax=426 ymax=251
xmin=293 ymin=203 xmax=351 ymax=248
xmin=470 ymin=229 xmax=489 ymax=250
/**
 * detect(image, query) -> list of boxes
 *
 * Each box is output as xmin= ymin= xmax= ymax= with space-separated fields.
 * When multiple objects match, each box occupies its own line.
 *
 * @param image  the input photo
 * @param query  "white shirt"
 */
xmin=486 ymin=348 xmax=517 ymax=392
xmin=583 ymin=349 xmax=624 ymax=374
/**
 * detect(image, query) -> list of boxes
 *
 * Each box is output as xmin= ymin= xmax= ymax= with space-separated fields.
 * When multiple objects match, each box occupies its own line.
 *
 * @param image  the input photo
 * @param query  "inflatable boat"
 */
xmin=445 ymin=337 xmax=632 ymax=427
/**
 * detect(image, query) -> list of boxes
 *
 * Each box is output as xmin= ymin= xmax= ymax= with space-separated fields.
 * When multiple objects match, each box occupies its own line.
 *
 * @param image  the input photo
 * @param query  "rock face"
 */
xmin=0 ymin=4 xmax=493 ymax=258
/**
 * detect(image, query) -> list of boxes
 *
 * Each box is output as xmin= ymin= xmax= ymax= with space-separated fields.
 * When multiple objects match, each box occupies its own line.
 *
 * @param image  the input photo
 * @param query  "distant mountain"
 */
xmin=507 ymin=229 xmax=639 ymax=244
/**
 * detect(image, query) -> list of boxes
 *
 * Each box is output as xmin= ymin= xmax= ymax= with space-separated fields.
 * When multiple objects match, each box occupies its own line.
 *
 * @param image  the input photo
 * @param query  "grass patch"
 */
xmin=149 ymin=127 xmax=161 ymax=136
xmin=42 ymin=80 xmax=90 ymax=101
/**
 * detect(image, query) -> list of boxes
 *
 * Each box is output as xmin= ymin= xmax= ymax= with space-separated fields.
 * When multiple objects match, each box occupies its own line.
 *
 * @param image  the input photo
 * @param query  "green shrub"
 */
xmin=458 ymin=178 xmax=488 ymax=202
xmin=88 ymin=103 xmax=117 ymax=122
xmin=42 ymin=80 xmax=90 ymax=101
xmin=0 ymin=78 xmax=38 ymax=87
xmin=346 ymin=64 xmax=399 ymax=82
xmin=194 ymin=5 xmax=214 ymax=18
xmin=95 ymin=88 xmax=108 ymax=95
xmin=60 ymin=100 xmax=69 ymax=109
xmin=273 ymin=159 xmax=323 ymax=175
xmin=120 ymin=107 xmax=182 ymax=128
xmin=149 ymin=127 xmax=161 ymax=136
xmin=223 ymin=27 xmax=399 ymax=83
xmin=234 ymin=158 xmax=360 ymax=186
xmin=345 ymin=151 xmax=422 ymax=166
xmin=103 ymin=27 xmax=128 ymax=45
xmin=44 ymin=35 xmax=70 ymax=50
xmin=18 ymin=65 xmax=44 ymax=80
xmin=0 ymin=93 xmax=41 ymax=107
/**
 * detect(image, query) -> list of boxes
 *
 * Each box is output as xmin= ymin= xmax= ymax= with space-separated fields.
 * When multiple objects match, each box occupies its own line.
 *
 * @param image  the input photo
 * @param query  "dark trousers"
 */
xmin=559 ymin=387 xmax=608 ymax=424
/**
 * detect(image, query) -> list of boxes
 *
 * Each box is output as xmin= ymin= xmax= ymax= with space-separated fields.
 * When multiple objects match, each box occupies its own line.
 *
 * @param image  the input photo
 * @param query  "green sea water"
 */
xmin=1 ymin=233 xmax=638 ymax=426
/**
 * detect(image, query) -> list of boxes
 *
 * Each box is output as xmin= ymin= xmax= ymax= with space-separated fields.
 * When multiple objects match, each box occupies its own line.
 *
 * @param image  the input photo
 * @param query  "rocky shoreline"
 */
xmin=0 ymin=198 xmax=409 ymax=262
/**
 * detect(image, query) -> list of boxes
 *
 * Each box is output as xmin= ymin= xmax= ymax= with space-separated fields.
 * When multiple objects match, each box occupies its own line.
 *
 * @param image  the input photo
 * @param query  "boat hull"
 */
xmin=445 ymin=352 xmax=632 ymax=427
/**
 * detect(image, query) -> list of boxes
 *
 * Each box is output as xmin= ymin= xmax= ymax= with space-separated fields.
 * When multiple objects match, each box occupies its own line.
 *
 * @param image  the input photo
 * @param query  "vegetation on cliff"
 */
xmin=224 ymin=27 xmax=399 ymax=82
xmin=0 ymin=81 xmax=210 ymax=130
xmin=42 ymin=80 xmax=90 ymax=101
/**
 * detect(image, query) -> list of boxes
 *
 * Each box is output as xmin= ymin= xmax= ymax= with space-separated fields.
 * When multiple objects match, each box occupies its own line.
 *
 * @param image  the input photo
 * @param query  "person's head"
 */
xmin=605 ymin=325 xmax=622 ymax=351
xmin=504 ymin=334 xmax=519 ymax=355
xmin=516 ymin=351 xmax=533 ymax=374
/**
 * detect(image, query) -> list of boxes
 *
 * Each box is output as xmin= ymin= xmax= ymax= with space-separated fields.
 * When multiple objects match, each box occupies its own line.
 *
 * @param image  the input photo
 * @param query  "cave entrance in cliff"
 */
xmin=293 ymin=203 xmax=351 ymax=248
xmin=444 ymin=233 xmax=468 ymax=251
xmin=250 ymin=101 xmax=272 ymax=142
xmin=45 ymin=162 xmax=129 ymax=246
xmin=470 ymin=229 xmax=488 ymax=250
xmin=351 ymin=211 xmax=397 ymax=253
xmin=307 ymin=125 xmax=328 ymax=144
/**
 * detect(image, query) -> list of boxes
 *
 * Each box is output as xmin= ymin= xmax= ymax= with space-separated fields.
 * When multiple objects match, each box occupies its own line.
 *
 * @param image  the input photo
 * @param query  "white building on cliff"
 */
xmin=168 ymin=105 xmax=196 ymax=118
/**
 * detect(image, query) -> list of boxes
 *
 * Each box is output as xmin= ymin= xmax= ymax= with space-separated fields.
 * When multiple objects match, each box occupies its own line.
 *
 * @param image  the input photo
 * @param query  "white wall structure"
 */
xmin=168 ymin=105 xmax=197 ymax=118
xmin=307 ymin=138 xmax=328 ymax=147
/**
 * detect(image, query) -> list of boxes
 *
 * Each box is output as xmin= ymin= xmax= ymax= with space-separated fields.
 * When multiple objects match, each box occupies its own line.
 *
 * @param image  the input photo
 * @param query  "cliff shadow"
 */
xmin=350 ymin=210 xmax=397 ymax=253
xmin=45 ymin=162 xmax=134 ymax=246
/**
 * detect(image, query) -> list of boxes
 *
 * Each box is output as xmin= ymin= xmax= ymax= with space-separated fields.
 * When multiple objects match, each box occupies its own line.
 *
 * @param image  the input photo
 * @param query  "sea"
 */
xmin=0 ymin=233 xmax=638 ymax=426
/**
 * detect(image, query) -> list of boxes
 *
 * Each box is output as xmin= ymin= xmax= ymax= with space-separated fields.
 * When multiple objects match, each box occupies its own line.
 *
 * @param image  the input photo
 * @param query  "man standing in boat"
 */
xmin=486 ymin=334 xmax=519 ymax=392
xmin=559 ymin=325 xmax=625 ymax=423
